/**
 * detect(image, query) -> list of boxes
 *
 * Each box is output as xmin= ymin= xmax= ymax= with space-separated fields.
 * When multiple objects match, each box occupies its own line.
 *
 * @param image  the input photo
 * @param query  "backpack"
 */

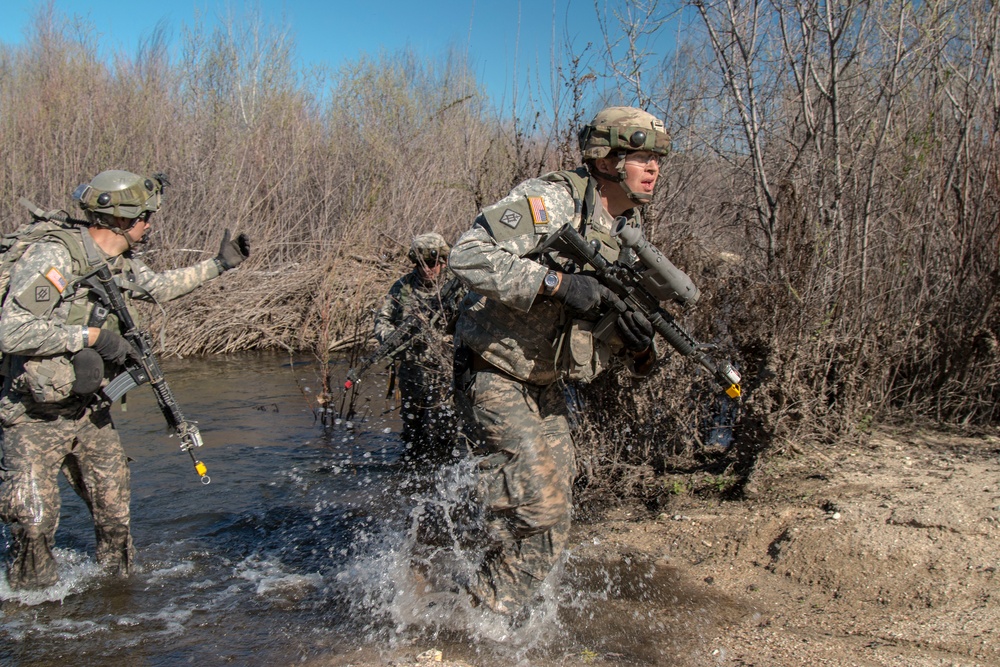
xmin=0 ymin=200 xmax=91 ymax=308
xmin=0 ymin=200 xmax=94 ymax=374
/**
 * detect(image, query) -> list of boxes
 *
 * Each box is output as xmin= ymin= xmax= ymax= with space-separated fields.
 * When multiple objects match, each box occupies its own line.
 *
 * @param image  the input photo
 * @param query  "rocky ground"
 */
xmin=312 ymin=426 xmax=1000 ymax=666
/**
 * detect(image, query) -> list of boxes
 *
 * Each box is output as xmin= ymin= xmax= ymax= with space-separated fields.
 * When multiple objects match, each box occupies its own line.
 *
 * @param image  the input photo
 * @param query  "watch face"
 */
xmin=545 ymin=272 xmax=559 ymax=288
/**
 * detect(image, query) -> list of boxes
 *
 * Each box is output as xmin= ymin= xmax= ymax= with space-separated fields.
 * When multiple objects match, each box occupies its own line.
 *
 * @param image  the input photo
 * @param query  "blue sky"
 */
xmin=0 ymin=0 xmax=626 ymax=109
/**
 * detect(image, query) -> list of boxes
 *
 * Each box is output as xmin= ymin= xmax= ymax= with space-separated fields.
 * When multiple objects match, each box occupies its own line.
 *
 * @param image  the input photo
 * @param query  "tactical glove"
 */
xmin=617 ymin=311 xmax=654 ymax=352
xmin=552 ymin=273 xmax=606 ymax=314
xmin=92 ymin=330 xmax=139 ymax=366
xmin=216 ymin=229 xmax=251 ymax=270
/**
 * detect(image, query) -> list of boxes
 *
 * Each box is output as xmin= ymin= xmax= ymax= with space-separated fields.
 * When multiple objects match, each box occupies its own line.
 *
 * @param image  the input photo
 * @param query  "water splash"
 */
xmin=0 ymin=547 xmax=105 ymax=606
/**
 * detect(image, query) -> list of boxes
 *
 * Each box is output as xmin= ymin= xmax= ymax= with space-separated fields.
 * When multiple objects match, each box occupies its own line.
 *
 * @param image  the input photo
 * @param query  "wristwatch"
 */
xmin=543 ymin=271 xmax=560 ymax=296
xmin=82 ymin=327 xmax=89 ymax=348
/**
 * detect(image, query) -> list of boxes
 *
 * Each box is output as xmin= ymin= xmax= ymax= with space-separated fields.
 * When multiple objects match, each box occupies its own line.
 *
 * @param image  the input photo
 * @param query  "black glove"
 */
xmin=216 ymin=229 xmax=250 ymax=270
xmin=92 ymin=330 xmax=139 ymax=366
xmin=617 ymin=311 xmax=654 ymax=352
xmin=552 ymin=273 xmax=606 ymax=314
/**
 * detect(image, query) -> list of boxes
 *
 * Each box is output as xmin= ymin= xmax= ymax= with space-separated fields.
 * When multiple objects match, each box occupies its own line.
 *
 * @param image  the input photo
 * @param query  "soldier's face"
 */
xmin=622 ymin=151 xmax=660 ymax=197
xmin=117 ymin=212 xmax=152 ymax=244
xmin=416 ymin=255 xmax=443 ymax=282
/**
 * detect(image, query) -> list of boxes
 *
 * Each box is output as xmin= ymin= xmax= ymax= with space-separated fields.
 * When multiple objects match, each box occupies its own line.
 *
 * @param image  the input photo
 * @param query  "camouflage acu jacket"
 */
xmin=0 ymin=226 xmax=221 ymax=419
xmin=450 ymin=168 xmax=641 ymax=385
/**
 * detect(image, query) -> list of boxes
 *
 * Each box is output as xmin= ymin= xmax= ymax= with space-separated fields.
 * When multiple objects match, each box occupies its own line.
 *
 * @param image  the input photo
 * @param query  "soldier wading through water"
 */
xmin=448 ymin=107 xmax=680 ymax=617
xmin=0 ymin=170 xmax=249 ymax=590
xmin=374 ymin=233 xmax=465 ymax=469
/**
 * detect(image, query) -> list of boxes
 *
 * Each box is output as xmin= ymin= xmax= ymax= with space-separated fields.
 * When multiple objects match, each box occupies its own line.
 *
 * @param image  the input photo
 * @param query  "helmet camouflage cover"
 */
xmin=578 ymin=107 xmax=670 ymax=160
xmin=73 ymin=170 xmax=167 ymax=219
xmin=408 ymin=232 xmax=450 ymax=264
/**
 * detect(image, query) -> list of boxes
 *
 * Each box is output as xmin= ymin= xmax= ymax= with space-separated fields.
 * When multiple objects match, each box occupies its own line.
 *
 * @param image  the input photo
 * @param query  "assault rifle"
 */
xmin=541 ymin=220 xmax=742 ymax=399
xmin=16 ymin=198 xmax=211 ymax=482
xmin=85 ymin=264 xmax=211 ymax=484
xmin=344 ymin=277 xmax=463 ymax=390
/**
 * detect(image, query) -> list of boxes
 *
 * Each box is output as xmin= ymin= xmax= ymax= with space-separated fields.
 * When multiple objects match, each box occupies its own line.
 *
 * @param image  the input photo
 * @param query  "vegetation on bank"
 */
xmin=0 ymin=2 xmax=996 ymax=499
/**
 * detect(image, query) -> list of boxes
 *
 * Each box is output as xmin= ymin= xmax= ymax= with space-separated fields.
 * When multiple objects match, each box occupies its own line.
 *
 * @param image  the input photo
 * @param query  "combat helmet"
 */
xmin=408 ymin=232 xmax=450 ymax=266
xmin=578 ymin=107 xmax=670 ymax=204
xmin=73 ymin=170 xmax=167 ymax=221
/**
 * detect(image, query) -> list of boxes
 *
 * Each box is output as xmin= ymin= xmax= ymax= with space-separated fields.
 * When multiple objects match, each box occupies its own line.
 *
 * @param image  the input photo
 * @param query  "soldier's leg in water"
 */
xmin=0 ymin=420 xmax=71 ymax=589
xmin=465 ymin=371 xmax=574 ymax=613
xmin=489 ymin=384 xmax=575 ymax=601
xmin=72 ymin=408 xmax=133 ymax=576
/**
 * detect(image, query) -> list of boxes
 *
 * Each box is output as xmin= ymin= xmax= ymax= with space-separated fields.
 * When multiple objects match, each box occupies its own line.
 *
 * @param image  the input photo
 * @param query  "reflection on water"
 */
xmin=0 ymin=352 xmax=745 ymax=666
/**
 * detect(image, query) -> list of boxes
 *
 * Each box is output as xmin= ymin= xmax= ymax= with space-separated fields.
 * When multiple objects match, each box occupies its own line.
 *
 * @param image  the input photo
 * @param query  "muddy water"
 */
xmin=0 ymin=353 xmax=743 ymax=666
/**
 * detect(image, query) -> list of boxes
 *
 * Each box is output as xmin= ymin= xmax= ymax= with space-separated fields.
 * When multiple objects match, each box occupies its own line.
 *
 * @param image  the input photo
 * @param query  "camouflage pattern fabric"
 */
xmin=374 ymin=269 xmax=462 ymax=466
xmin=448 ymin=170 xmax=647 ymax=615
xmin=0 ymin=407 xmax=131 ymax=589
xmin=0 ymin=227 xmax=222 ymax=590
xmin=456 ymin=368 xmax=575 ymax=614
xmin=450 ymin=174 xmax=634 ymax=385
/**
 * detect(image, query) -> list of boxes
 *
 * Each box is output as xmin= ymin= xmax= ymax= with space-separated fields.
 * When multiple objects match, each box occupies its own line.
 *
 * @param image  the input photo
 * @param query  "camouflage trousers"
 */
xmin=0 ymin=406 xmax=132 ymax=590
xmin=456 ymin=368 xmax=575 ymax=615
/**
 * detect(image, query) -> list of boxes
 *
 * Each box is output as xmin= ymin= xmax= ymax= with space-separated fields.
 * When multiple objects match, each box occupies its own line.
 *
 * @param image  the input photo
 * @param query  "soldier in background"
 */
xmin=0 ymin=170 xmax=249 ymax=590
xmin=374 ymin=233 xmax=464 ymax=469
xmin=449 ymin=107 xmax=676 ymax=616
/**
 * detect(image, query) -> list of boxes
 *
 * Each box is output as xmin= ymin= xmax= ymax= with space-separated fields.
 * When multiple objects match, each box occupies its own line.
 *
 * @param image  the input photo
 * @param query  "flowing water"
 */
xmin=0 ymin=353 xmax=744 ymax=666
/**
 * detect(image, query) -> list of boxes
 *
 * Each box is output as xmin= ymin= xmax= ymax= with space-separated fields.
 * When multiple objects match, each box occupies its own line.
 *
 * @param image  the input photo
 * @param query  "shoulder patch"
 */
xmin=528 ymin=197 xmax=548 ymax=225
xmin=45 ymin=267 xmax=67 ymax=294
xmin=15 ymin=272 xmax=64 ymax=317
xmin=479 ymin=196 xmax=540 ymax=242
xmin=499 ymin=208 xmax=523 ymax=228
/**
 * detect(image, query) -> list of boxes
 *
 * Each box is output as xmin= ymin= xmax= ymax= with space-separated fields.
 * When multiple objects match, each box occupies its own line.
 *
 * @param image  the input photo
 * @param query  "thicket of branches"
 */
xmin=0 ymin=2 xmax=996 ymax=499
xmin=572 ymin=0 xmax=999 ymax=500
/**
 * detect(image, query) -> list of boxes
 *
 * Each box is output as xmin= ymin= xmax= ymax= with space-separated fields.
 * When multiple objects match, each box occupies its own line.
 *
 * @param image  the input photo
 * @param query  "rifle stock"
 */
xmin=548 ymin=223 xmax=742 ymax=398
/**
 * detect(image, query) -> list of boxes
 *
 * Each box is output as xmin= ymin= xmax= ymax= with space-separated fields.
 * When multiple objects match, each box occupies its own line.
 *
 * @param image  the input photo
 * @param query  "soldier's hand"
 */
xmin=617 ymin=311 xmax=653 ymax=352
xmin=216 ymin=229 xmax=251 ymax=270
xmin=552 ymin=273 xmax=606 ymax=314
xmin=92 ymin=330 xmax=140 ymax=366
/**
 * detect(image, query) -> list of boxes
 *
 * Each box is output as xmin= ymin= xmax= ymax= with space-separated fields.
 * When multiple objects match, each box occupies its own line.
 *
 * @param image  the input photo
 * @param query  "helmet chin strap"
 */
xmin=613 ymin=151 xmax=654 ymax=205
xmin=597 ymin=151 xmax=653 ymax=206
xmin=90 ymin=213 xmax=140 ymax=249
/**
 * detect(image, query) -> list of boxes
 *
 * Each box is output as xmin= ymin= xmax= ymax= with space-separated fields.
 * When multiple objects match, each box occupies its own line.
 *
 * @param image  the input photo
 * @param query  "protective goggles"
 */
xmin=410 ymin=249 xmax=441 ymax=267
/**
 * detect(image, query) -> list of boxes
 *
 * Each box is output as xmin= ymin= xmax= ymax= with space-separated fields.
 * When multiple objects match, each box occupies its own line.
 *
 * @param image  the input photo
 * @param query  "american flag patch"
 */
xmin=528 ymin=197 xmax=548 ymax=225
xmin=44 ymin=267 xmax=67 ymax=293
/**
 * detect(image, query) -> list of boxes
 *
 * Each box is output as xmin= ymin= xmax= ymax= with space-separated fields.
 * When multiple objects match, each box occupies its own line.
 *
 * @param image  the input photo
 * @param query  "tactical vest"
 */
xmin=541 ymin=167 xmax=635 ymax=266
xmin=0 ymin=222 xmax=130 ymax=407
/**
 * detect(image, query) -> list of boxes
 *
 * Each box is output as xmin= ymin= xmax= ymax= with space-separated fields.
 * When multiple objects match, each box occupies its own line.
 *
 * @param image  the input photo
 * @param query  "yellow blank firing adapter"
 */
xmin=194 ymin=459 xmax=210 ymax=484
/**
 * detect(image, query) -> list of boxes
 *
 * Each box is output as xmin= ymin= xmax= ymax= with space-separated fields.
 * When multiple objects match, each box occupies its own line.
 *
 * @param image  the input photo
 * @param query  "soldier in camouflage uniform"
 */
xmin=449 ymin=107 xmax=676 ymax=615
xmin=375 ymin=233 xmax=464 ymax=468
xmin=0 ymin=170 xmax=249 ymax=590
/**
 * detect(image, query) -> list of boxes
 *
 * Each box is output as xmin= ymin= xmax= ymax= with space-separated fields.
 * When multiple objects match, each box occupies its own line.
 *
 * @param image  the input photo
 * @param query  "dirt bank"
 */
xmin=572 ymin=426 xmax=1000 ymax=666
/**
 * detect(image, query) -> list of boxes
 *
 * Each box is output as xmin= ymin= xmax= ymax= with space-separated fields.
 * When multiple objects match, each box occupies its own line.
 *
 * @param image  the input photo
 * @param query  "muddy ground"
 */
xmin=315 ymin=426 xmax=1000 ymax=666
xmin=570 ymin=426 xmax=1000 ymax=666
